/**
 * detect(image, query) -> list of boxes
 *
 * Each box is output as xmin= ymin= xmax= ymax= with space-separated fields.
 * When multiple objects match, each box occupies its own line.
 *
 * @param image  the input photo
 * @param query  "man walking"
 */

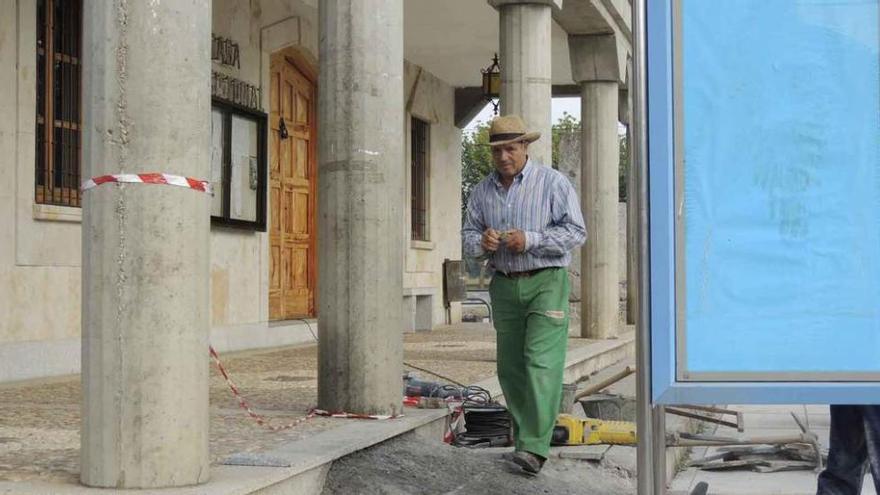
xmin=462 ymin=115 xmax=586 ymax=475
xmin=816 ymin=405 xmax=880 ymax=494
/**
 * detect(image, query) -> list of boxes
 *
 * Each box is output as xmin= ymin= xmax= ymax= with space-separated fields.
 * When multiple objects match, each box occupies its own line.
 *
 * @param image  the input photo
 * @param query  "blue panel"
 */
xmin=681 ymin=0 xmax=880 ymax=374
xmin=648 ymin=0 xmax=880 ymax=403
xmin=648 ymin=0 xmax=676 ymax=402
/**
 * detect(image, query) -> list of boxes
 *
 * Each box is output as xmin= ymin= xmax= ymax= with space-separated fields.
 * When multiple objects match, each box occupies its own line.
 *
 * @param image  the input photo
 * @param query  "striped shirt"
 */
xmin=462 ymin=159 xmax=587 ymax=274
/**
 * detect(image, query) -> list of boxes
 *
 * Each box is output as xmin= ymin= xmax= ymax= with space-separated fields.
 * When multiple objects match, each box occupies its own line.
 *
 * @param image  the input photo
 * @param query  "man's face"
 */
xmin=491 ymin=142 xmax=528 ymax=179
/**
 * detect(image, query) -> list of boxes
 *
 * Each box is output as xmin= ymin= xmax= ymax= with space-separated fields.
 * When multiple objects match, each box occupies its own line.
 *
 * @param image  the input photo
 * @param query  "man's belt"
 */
xmin=499 ymin=267 xmax=552 ymax=279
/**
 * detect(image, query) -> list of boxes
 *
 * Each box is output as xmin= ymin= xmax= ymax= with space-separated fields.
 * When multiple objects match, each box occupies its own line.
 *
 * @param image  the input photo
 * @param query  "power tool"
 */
xmin=402 ymin=374 xmax=463 ymax=399
xmin=551 ymin=414 xmax=637 ymax=446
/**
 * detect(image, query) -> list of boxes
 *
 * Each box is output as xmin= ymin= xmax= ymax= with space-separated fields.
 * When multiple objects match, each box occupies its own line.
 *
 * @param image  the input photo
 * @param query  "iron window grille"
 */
xmin=36 ymin=0 xmax=83 ymax=207
xmin=411 ymin=117 xmax=430 ymax=241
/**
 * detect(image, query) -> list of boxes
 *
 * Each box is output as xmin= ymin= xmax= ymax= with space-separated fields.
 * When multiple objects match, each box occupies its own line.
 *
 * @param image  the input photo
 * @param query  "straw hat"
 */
xmin=487 ymin=115 xmax=541 ymax=146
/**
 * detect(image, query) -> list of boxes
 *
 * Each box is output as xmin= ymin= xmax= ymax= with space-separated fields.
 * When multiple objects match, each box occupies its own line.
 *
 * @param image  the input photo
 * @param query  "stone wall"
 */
xmin=403 ymin=61 xmax=464 ymax=330
xmin=0 ymin=0 xmax=83 ymax=383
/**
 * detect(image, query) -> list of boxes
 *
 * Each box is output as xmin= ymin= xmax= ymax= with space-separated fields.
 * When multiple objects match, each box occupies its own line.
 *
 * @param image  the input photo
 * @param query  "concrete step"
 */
xmin=475 ymin=330 xmax=636 ymax=402
xmin=241 ymin=331 xmax=637 ymax=494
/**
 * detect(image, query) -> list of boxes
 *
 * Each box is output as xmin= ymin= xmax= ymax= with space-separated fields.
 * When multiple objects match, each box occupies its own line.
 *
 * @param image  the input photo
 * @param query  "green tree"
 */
xmin=460 ymin=121 xmax=494 ymax=218
xmin=550 ymin=112 xmax=629 ymax=201
xmin=551 ymin=112 xmax=580 ymax=167
xmin=461 ymin=114 xmax=630 ymax=221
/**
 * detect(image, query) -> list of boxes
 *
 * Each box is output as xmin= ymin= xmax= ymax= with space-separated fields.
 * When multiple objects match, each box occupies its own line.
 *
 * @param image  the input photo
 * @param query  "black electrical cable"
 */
xmin=453 ymin=402 xmax=512 ymax=448
xmin=441 ymin=386 xmax=509 ymax=448
xmin=300 ymin=318 xmax=488 ymax=406
xmin=461 ymin=386 xmax=492 ymax=405
xmin=403 ymin=361 xmax=467 ymax=388
xmin=294 ymin=318 xmax=318 ymax=342
xmin=296 ymin=318 xmax=474 ymax=394
xmin=431 ymin=384 xmax=463 ymax=398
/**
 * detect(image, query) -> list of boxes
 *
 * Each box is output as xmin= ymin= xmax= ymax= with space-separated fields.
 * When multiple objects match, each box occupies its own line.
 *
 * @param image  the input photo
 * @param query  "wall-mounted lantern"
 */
xmin=481 ymin=53 xmax=501 ymax=115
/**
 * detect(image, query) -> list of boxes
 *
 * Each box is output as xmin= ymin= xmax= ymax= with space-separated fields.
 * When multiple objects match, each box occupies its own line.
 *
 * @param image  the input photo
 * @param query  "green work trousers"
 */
xmin=489 ymin=267 xmax=569 ymax=458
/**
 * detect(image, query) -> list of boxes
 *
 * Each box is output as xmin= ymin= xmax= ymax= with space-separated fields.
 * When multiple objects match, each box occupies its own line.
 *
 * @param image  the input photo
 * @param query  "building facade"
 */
xmin=0 ymin=0 xmax=467 ymax=383
xmin=0 ymin=0 xmax=634 ymax=486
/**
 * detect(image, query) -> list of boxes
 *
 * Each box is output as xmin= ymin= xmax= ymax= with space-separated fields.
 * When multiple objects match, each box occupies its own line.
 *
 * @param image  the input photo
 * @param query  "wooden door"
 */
xmin=269 ymin=54 xmax=317 ymax=320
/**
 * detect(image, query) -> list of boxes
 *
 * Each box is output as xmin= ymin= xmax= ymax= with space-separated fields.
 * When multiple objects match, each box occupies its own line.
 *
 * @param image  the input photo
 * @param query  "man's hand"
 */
xmin=481 ymin=228 xmax=501 ymax=252
xmin=504 ymin=230 xmax=527 ymax=254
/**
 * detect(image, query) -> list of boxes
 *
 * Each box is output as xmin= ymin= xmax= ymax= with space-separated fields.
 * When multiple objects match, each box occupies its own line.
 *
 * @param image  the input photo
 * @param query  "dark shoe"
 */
xmin=510 ymin=450 xmax=545 ymax=475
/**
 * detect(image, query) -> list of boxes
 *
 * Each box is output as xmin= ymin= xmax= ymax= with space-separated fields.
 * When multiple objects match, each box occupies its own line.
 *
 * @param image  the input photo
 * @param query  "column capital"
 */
xmin=488 ymin=0 xmax=562 ymax=11
xmin=568 ymin=33 xmax=626 ymax=84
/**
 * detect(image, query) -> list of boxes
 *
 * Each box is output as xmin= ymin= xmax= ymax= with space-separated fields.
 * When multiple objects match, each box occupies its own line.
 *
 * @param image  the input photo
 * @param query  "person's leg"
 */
xmin=859 ymin=406 xmax=880 ymax=494
xmin=817 ymin=405 xmax=868 ymax=495
xmin=488 ymin=274 xmax=527 ymax=443
xmin=514 ymin=268 xmax=570 ymax=459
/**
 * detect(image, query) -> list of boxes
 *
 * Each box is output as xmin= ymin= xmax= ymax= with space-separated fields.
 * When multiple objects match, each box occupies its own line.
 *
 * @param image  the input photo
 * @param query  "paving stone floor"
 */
xmin=0 ymin=323 xmax=598 ymax=483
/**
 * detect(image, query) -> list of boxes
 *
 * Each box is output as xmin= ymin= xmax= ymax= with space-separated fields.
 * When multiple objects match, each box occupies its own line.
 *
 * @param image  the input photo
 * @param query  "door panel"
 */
xmin=269 ymin=54 xmax=317 ymax=320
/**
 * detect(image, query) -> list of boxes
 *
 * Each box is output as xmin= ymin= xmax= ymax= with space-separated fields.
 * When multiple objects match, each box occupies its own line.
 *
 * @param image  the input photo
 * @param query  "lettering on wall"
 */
xmin=212 ymin=35 xmax=240 ymax=69
xmin=212 ymin=72 xmax=262 ymax=112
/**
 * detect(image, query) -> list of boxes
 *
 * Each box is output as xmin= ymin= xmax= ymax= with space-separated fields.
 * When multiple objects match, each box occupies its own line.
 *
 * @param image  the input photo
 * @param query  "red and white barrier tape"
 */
xmin=208 ymin=346 xmax=400 ymax=431
xmin=209 ymin=346 xmax=316 ymax=431
xmin=444 ymin=406 xmax=464 ymax=444
xmin=82 ymin=173 xmax=212 ymax=194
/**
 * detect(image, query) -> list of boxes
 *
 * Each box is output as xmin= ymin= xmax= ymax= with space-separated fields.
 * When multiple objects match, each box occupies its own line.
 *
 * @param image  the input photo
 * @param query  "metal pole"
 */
xmin=633 ymin=0 xmax=656 ymax=493
xmin=653 ymin=406 xmax=668 ymax=494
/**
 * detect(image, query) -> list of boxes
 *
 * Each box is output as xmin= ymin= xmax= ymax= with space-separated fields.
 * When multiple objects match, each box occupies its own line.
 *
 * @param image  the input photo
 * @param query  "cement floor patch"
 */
xmin=321 ymin=435 xmax=635 ymax=495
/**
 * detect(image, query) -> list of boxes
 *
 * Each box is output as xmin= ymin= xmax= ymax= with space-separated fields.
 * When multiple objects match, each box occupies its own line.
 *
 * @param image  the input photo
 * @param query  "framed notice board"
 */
xmin=649 ymin=0 xmax=880 ymax=404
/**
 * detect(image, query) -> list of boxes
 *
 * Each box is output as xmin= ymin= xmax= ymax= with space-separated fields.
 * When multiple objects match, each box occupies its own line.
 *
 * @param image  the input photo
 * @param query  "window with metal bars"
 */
xmin=36 ymin=0 xmax=83 ymax=207
xmin=410 ymin=117 xmax=430 ymax=241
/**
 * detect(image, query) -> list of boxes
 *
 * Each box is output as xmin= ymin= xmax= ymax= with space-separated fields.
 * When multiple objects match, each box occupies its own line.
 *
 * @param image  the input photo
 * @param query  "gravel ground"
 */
xmin=322 ymin=436 xmax=635 ymax=495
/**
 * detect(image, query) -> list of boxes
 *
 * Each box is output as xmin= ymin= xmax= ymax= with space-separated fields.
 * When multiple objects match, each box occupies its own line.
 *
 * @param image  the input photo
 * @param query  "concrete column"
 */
xmin=489 ymin=0 xmax=560 ymax=165
xmin=556 ymin=132 xmax=582 ymax=324
xmin=81 ymin=1 xmax=210 ymax=488
xmin=623 ymin=92 xmax=638 ymax=326
xmin=318 ymin=0 xmax=404 ymax=415
xmin=570 ymin=34 xmax=622 ymax=339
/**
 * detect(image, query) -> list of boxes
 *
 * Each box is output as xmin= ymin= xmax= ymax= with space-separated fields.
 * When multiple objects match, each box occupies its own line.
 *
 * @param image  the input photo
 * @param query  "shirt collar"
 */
xmin=491 ymin=158 xmax=533 ymax=187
